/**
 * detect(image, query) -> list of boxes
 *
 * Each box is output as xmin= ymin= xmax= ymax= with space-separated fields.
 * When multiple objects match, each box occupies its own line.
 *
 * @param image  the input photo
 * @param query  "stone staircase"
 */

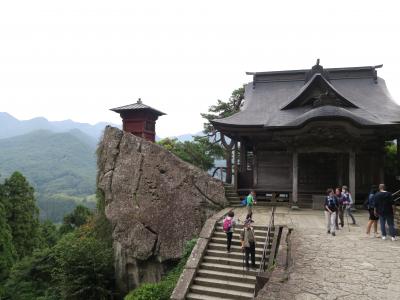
xmin=224 ymin=184 xmax=289 ymax=208
xmin=224 ymin=184 xmax=242 ymax=207
xmin=186 ymin=222 xmax=274 ymax=300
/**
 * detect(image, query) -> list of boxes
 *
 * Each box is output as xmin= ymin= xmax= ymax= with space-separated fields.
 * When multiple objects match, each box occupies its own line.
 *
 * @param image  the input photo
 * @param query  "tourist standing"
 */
xmin=240 ymin=218 xmax=256 ymax=270
xmin=223 ymin=211 xmax=236 ymax=253
xmin=246 ymin=190 xmax=257 ymax=220
xmin=325 ymin=188 xmax=338 ymax=236
xmin=366 ymin=186 xmax=379 ymax=238
xmin=342 ymin=185 xmax=356 ymax=225
xmin=335 ymin=187 xmax=344 ymax=229
xmin=374 ymin=184 xmax=397 ymax=241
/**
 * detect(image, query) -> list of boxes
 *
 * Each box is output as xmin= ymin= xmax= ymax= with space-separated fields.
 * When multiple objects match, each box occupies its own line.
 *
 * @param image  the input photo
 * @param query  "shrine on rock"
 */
xmin=111 ymin=98 xmax=165 ymax=142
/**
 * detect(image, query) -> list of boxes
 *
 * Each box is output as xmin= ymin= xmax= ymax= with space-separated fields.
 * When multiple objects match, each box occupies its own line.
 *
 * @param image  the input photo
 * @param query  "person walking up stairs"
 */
xmin=186 ymin=217 xmax=273 ymax=300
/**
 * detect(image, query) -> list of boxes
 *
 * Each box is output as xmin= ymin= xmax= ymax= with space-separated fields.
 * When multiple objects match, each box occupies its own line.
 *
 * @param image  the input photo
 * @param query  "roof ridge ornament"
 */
xmin=137 ymin=98 xmax=142 ymax=104
xmin=305 ymin=59 xmax=330 ymax=82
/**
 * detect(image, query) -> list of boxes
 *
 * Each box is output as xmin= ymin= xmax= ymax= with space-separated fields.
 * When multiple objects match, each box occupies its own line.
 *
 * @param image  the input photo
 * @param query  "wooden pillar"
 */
xmin=349 ymin=150 xmax=356 ymax=198
xmin=253 ymin=145 xmax=258 ymax=187
xmin=292 ymin=151 xmax=298 ymax=207
xmin=240 ymin=141 xmax=246 ymax=172
xmin=233 ymin=142 xmax=239 ymax=190
xmin=379 ymin=152 xmax=385 ymax=184
xmin=337 ymin=153 xmax=343 ymax=186
xmin=397 ymin=138 xmax=400 ymax=176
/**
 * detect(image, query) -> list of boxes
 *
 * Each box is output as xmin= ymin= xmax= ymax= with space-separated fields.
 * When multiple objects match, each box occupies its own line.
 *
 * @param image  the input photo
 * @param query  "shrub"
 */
xmin=125 ymin=238 xmax=197 ymax=300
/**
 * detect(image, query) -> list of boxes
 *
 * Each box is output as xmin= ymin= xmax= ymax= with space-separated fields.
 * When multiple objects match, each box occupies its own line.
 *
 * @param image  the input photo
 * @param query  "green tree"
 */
xmin=157 ymin=137 xmax=224 ymax=171
xmin=59 ymin=204 xmax=93 ymax=235
xmin=200 ymin=87 xmax=245 ymax=182
xmin=0 ymin=200 xmax=16 ymax=285
xmin=52 ymin=221 xmax=114 ymax=300
xmin=2 ymin=247 xmax=59 ymax=300
xmin=3 ymin=172 xmax=40 ymax=259
xmin=38 ymin=220 xmax=59 ymax=248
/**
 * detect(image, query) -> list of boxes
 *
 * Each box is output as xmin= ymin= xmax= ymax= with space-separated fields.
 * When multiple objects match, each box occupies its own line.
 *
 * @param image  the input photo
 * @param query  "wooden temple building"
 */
xmin=212 ymin=61 xmax=400 ymax=207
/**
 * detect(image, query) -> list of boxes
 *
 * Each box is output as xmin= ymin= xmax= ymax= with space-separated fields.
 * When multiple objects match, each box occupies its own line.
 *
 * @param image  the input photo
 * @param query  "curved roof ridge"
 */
xmin=281 ymin=105 xmax=379 ymax=128
xmin=280 ymin=73 xmax=359 ymax=110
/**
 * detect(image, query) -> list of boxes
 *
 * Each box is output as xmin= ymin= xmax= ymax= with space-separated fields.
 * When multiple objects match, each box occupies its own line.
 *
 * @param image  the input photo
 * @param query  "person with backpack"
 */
xmin=374 ymin=184 xmax=397 ymax=241
xmin=342 ymin=185 xmax=356 ymax=225
xmin=240 ymin=218 xmax=256 ymax=270
xmin=223 ymin=211 xmax=236 ymax=253
xmin=325 ymin=188 xmax=339 ymax=236
xmin=246 ymin=190 xmax=257 ymax=220
xmin=334 ymin=187 xmax=343 ymax=229
xmin=366 ymin=185 xmax=379 ymax=238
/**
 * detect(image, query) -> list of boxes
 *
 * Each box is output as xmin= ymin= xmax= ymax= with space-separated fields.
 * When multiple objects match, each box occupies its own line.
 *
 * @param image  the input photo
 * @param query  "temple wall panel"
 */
xmin=256 ymin=150 xmax=292 ymax=191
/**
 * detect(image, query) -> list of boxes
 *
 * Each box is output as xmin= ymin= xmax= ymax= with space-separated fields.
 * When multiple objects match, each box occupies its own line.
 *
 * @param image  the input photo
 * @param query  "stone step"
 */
xmin=215 ymin=226 xmax=269 ymax=236
xmin=203 ymin=255 xmax=260 ymax=268
xmin=196 ymin=268 xmax=256 ymax=284
xmin=213 ymin=232 xmax=268 ymax=242
xmin=217 ymin=223 xmax=269 ymax=231
xmin=210 ymin=237 xmax=268 ymax=247
xmin=226 ymin=198 xmax=241 ymax=201
xmin=206 ymin=249 xmax=265 ymax=261
xmin=225 ymin=192 xmax=239 ymax=195
xmin=186 ymin=292 xmax=233 ymax=300
xmin=200 ymin=262 xmax=258 ymax=276
xmin=207 ymin=242 xmax=265 ymax=255
xmin=194 ymin=277 xmax=255 ymax=294
xmin=190 ymin=284 xmax=254 ymax=300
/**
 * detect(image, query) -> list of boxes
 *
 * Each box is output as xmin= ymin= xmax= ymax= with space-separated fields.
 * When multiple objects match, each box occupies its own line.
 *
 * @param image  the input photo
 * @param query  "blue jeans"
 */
xmin=379 ymin=214 xmax=396 ymax=237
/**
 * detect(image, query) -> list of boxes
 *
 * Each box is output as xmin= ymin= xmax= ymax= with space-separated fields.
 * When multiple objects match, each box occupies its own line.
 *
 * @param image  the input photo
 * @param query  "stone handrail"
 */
xmin=170 ymin=207 xmax=233 ymax=300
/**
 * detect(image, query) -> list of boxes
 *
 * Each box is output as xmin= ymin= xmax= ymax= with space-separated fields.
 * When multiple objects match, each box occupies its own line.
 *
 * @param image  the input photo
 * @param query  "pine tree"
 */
xmin=0 ymin=199 xmax=16 ymax=283
xmin=3 ymin=172 xmax=40 ymax=259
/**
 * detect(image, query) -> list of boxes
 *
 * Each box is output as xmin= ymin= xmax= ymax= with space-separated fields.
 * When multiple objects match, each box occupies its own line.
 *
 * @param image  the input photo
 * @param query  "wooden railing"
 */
xmin=258 ymin=206 xmax=276 ymax=275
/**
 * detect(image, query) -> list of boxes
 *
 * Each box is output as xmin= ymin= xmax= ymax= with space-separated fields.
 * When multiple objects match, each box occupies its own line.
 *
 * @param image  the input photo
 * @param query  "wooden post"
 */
xmin=349 ymin=150 xmax=356 ymax=199
xmin=292 ymin=151 xmax=299 ymax=209
xmin=233 ymin=142 xmax=239 ymax=190
xmin=379 ymin=152 xmax=385 ymax=184
xmin=253 ymin=145 xmax=258 ymax=187
xmin=397 ymin=138 xmax=400 ymax=177
xmin=240 ymin=141 xmax=246 ymax=172
xmin=337 ymin=154 xmax=343 ymax=186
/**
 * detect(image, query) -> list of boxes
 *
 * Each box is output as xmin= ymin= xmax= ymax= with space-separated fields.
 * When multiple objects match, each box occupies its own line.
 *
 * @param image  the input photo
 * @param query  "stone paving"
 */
xmin=233 ymin=206 xmax=400 ymax=300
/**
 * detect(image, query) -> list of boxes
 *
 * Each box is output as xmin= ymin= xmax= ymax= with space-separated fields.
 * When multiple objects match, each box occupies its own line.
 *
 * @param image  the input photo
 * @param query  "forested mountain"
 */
xmin=0 ymin=112 xmax=112 ymax=141
xmin=0 ymin=130 xmax=97 ymax=222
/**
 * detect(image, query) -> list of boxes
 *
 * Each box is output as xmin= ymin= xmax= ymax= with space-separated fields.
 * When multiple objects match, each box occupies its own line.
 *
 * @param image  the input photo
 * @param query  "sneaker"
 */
xmin=374 ymin=233 xmax=380 ymax=238
xmin=382 ymin=236 xmax=387 ymax=240
xmin=327 ymin=230 xmax=330 ymax=234
xmin=332 ymin=232 xmax=336 ymax=236
xmin=392 ymin=237 xmax=397 ymax=242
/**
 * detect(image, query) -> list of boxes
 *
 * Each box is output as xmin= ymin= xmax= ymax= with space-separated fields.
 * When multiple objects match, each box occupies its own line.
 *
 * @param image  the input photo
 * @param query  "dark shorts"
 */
xmin=368 ymin=208 xmax=379 ymax=221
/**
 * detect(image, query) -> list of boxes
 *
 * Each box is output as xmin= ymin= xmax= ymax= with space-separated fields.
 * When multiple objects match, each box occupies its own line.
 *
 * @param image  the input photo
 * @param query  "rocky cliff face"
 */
xmin=97 ymin=126 xmax=227 ymax=294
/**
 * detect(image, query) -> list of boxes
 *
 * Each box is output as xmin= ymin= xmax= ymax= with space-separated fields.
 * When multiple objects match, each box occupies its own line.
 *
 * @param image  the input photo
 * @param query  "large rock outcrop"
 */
xmin=97 ymin=126 xmax=227 ymax=294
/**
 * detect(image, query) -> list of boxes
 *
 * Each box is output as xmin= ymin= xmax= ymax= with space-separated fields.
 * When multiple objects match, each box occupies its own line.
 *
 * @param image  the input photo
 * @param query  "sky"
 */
xmin=0 ymin=0 xmax=400 ymax=138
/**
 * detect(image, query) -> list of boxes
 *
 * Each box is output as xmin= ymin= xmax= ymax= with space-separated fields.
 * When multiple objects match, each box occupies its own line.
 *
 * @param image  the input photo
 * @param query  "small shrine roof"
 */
xmin=110 ymin=99 xmax=166 ymax=116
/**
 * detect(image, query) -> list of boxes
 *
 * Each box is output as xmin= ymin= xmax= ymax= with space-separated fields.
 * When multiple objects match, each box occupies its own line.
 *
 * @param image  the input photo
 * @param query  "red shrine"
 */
xmin=110 ymin=98 xmax=165 ymax=142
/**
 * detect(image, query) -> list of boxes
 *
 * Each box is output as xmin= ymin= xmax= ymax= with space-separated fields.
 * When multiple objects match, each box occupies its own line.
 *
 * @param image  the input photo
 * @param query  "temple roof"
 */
xmin=212 ymin=62 xmax=400 ymax=130
xmin=110 ymin=98 xmax=166 ymax=116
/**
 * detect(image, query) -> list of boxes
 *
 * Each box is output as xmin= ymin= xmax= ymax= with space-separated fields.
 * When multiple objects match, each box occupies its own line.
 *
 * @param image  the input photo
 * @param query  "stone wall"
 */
xmin=97 ymin=126 xmax=228 ymax=295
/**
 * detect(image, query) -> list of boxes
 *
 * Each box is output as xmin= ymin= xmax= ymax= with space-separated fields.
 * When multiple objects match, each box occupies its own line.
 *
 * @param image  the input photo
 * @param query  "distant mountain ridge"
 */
xmin=0 ymin=112 xmax=117 ymax=141
xmin=0 ymin=129 xmax=97 ymax=222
